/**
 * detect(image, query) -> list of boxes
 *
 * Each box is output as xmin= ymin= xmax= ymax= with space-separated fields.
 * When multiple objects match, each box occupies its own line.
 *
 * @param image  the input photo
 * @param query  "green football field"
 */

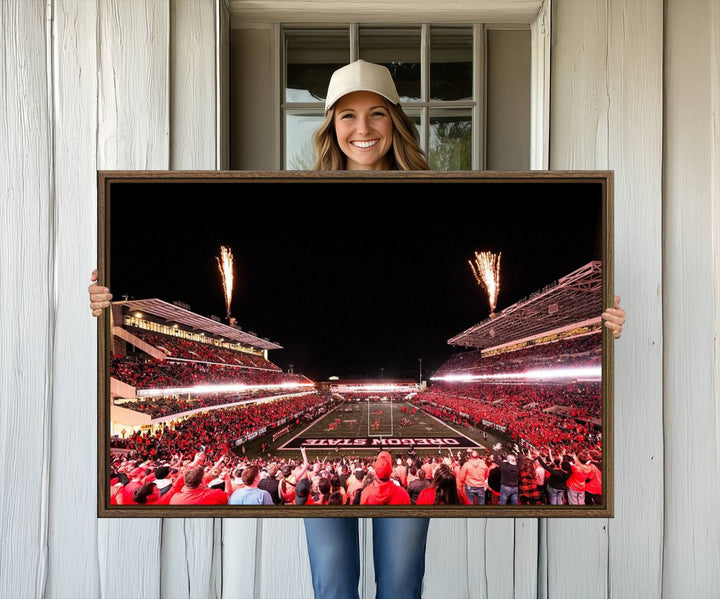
xmin=264 ymin=399 xmax=509 ymax=461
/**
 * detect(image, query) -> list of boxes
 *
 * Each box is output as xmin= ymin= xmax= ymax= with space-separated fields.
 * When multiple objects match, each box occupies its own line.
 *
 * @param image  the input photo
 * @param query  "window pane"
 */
xmin=285 ymin=30 xmax=350 ymax=103
xmin=402 ymin=109 xmax=424 ymax=148
xmin=430 ymin=27 xmax=473 ymax=101
xmin=429 ymin=109 xmax=472 ymax=170
xmin=285 ymin=112 xmax=324 ymax=170
xmin=359 ymin=27 xmax=421 ymax=102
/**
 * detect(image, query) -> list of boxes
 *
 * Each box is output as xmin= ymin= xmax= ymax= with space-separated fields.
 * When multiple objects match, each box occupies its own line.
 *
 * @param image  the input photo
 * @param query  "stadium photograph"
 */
xmin=99 ymin=171 xmax=612 ymax=517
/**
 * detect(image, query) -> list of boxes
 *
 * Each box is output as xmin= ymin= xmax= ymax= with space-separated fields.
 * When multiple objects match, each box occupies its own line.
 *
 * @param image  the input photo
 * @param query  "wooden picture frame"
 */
xmin=97 ymin=170 xmax=614 ymax=518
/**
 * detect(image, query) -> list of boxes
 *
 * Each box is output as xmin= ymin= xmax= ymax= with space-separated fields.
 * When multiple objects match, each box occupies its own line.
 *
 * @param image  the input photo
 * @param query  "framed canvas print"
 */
xmin=97 ymin=170 xmax=614 ymax=518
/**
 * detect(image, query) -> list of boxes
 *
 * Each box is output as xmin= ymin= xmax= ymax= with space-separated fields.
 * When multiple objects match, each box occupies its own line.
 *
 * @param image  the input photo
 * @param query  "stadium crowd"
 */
xmin=111 ymin=353 xmax=310 ymax=390
xmin=110 ymin=442 xmax=602 ymax=508
xmin=412 ymin=383 xmax=601 ymax=450
xmin=109 ymin=394 xmax=329 ymax=457
xmin=114 ymin=389 xmax=309 ymax=419
xmin=434 ymin=333 xmax=601 ymax=378
xmin=125 ymin=326 xmax=278 ymax=369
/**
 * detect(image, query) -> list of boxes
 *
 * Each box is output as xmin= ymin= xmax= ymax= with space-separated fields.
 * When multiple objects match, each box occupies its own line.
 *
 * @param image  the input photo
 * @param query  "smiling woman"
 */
xmin=304 ymin=58 xmax=432 ymax=599
xmin=311 ymin=59 xmax=430 ymax=171
xmin=333 ymin=91 xmax=394 ymax=170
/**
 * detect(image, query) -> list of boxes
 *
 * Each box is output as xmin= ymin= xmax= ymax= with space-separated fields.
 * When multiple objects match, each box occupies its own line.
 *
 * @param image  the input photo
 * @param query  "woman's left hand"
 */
xmin=602 ymin=295 xmax=626 ymax=339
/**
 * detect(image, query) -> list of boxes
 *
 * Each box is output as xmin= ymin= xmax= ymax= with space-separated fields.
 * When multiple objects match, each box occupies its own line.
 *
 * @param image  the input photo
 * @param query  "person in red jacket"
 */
xmin=584 ymin=450 xmax=603 ymax=505
xmin=169 ymin=463 xmax=231 ymax=505
xmin=360 ymin=451 xmax=410 ymax=505
xmin=566 ymin=451 xmax=593 ymax=505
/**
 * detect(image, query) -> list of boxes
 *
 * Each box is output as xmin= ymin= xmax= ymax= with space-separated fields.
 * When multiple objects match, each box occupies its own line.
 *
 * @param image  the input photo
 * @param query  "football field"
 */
xmin=275 ymin=399 xmax=500 ymax=459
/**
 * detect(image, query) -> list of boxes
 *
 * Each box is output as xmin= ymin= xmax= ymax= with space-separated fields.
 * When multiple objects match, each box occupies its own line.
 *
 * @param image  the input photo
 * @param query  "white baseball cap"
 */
xmin=324 ymin=59 xmax=400 ymax=112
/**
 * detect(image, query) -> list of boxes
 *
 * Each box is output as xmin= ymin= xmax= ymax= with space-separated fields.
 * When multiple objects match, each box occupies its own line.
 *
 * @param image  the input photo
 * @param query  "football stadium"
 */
xmin=108 ymin=259 xmax=605 ymax=508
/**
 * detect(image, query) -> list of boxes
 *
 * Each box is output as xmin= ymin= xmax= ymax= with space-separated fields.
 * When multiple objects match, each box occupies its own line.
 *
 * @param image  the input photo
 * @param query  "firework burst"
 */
xmin=216 ymin=245 xmax=234 ymax=320
xmin=468 ymin=250 xmax=502 ymax=316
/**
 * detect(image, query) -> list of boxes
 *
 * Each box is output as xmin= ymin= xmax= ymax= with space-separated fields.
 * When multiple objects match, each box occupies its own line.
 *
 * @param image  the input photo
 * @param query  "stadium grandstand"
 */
xmin=108 ymin=263 xmax=607 ymax=508
xmin=108 ymin=298 xmax=319 ymax=444
xmin=412 ymin=261 xmax=604 ymax=453
xmin=446 ymin=261 xmax=602 ymax=354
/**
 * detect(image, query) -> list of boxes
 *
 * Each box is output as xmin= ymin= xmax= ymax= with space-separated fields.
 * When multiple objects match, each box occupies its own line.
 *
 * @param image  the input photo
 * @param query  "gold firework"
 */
xmin=216 ymin=245 xmax=234 ymax=320
xmin=468 ymin=251 xmax=502 ymax=316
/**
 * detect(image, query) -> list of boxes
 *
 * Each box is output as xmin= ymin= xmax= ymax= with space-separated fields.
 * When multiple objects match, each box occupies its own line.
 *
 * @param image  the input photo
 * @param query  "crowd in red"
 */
xmin=412 ymin=384 xmax=600 ymax=451
xmin=127 ymin=326 xmax=277 ymax=369
xmin=434 ymin=332 xmax=601 ymax=377
xmin=109 ymin=328 xmax=604 ymax=508
xmin=111 ymin=353 xmax=310 ymax=391
xmin=115 ymin=389 xmax=307 ymax=419
xmin=111 ymin=442 xmax=601 ymax=508
xmin=110 ymin=393 xmax=328 ymax=458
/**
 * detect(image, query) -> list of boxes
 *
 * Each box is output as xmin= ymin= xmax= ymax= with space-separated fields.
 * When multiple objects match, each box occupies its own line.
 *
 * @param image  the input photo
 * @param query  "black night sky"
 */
xmin=108 ymin=178 xmax=604 ymax=382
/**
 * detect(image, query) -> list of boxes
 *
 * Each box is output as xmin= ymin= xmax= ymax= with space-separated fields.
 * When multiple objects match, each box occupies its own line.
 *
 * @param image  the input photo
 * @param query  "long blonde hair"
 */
xmin=312 ymin=100 xmax=430 ymax=171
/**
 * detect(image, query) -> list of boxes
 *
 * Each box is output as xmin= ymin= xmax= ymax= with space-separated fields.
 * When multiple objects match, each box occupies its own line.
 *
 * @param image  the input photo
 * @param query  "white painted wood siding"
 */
xmin=663 ymin=1 xmax=720 ymax=597
xmin=550 ymin=2 xmax=664 ymax=599
xmin=2 ymin=1 xmax=719 ymax=598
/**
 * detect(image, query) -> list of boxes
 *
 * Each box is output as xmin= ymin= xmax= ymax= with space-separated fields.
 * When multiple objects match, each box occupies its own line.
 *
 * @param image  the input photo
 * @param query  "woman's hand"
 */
xmin=602 ymin=295 xmax=626 ymax=339
xmin=89 ymin=269 xmax=113 ymax=316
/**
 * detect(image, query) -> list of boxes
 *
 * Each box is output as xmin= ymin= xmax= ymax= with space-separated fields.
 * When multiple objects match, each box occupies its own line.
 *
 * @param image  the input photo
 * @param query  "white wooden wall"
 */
xmin=1 ymin=1 xmax=718 ymax=598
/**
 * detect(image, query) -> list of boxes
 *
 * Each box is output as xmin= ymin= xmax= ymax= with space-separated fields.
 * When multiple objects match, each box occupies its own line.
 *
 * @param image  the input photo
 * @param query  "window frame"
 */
xmin=281 ymin=23 xmax=487 ymax=170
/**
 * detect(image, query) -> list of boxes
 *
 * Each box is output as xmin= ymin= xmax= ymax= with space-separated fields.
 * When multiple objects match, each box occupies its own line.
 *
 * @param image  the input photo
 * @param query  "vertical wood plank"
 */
xmin=96 ymin=0 xmax=169 ymax=170
xmin=663 ymin=1 xmax=720 ymax=595
xmin=169 ymin=0 xmax=216 ymax=170
xmin=513 ymin=519 xmax=538 ymax=598
xmin=221 ymin=519 xmax=259 ymax=598
xmin=161 ymin=2 xmax=222 ymax=598
xmin=530 ymin=0 xmax=551 ymax=170
xmin=457 ymin=519 xmax=518 ymax=599
xmin=96 ymin=1 xmax=169 ymax=596
xmin=0 ymin=1 xmax=52 ymax=598
xmin=47 ymin=0 xmax=102 ymax=596
xmin=605 ymin=1 xmax=664 ymax=597
xmin=465 ymin=519 xmax=488 ymax=599
xmin=549 ymin=2 xmax=665 ymax=599
xmin=548 ymin=2 xmax=609 ymax=596
xmin=161 ymin=519 xmax=219 ymax=599
xmin=217 ymin=0 xmax=230 ymax=170
xmin=423 ymin=519 xmax=471 ymax=599
xmin=256 ymin=518 xmax=314 ymax=599
xmin=550 ymin=0 xmax=609 ymax=171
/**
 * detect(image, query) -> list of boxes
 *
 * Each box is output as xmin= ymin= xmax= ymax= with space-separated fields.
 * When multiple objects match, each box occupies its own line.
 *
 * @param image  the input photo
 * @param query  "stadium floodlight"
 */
xmin=430 ymin=365 xmax=601 ymax=383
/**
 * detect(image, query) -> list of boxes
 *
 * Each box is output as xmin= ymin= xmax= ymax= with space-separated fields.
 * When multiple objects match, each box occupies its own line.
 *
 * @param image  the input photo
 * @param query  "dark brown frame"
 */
xmin=97 ymin=170 xmax=614 ymax=518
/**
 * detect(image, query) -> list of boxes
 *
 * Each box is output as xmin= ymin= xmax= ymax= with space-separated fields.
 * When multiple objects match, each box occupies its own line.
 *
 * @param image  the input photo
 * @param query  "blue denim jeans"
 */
xmin=465 ymin=485 xmax=486 ymax=505
xmin=498 ymin=485 xmax=519 ymax=505
xmin=303 ymin=517 xmax=430 ymax=599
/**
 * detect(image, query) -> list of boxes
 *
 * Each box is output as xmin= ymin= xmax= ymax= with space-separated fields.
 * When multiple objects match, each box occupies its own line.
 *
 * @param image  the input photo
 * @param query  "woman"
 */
xmin=302 ymin=60 xmax=431 ymax=599
xmin=415 ymin=463 xmax=470 ymax=506
xmin=89 ymin=59 xmax=626 ymax=599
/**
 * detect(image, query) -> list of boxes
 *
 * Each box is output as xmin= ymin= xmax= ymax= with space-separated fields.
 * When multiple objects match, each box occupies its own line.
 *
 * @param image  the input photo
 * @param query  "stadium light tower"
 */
xmin=418 ymin=358 xmax=422 ymax=384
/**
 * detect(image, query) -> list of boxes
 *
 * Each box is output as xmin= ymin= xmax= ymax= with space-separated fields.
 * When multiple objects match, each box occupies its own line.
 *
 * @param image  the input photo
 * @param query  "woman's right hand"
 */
xmin=89 ymin=269 xmax=112 ymax=317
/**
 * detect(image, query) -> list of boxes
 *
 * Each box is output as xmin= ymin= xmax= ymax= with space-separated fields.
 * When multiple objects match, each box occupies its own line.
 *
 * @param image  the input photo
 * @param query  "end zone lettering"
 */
xmin=303 ymin=439 xmax=368 ymax=446
xmin=370 ymin=438 xmax=460 ymax=446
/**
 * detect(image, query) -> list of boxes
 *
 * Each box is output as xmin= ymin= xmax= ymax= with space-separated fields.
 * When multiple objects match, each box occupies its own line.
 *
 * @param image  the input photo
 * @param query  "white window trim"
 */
xmin=232 ymin=2 xmax=551 ymax=170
